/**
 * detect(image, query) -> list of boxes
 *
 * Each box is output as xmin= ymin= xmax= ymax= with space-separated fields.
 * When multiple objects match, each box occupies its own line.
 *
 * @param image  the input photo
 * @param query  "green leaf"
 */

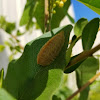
xmin=20 ymin=0 xmax=36 ymax=26
xmin=5 ymin=22 xmax=15 ymax=34
xmin=77 ymin=0 xmax=100 ymax=15
xmin=64 ymin=56 xmax=84 ymax=73
xmin=53 ymin=74 xmax=78 ymax=100
xmin=66 ymin=35 xmax=80 ymax=65
xmin=76 ymin=57 xmax=99 ymax=100
xmin=0 ymin=69 xmax=4 ymax=88
xmin=14 ymin=46 xmax=22 ymax=53
xmin=53 ymin=86 xmax=72 ymax=100
xmin=4 ymin=41 xmax=12 ymax=47
xmin=34 ymin=0 xmax=45 ymax=32
xmin=74 ymin=18 xmax=88 ymax=37
xmin=0 ymin=45 xmax=5 ymax=52
xmin=64 ymin=36 xmax=81 ymax=73
xmin=66 ymin=13 xmax=75 ymax=24
xmin=82 ymin=18 xmax=99 ymax=50
xmin=89 ymin=80 xmax=100 ymax=100
xmin=3 ymin=25 xmax=73 ymax=100
xmin=0 ymin=16 xmax=15 ymax=34
xmin=0 ymin=88 xmax=16 ymax=100
xmin=16 ymin=30 xmax=24 ymax=36
xmin=51 ymin=0 xmax=71 ymax=29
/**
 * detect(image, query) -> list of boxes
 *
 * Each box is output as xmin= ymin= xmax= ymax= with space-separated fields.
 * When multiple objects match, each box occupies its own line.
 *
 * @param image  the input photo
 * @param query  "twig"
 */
xmin=66 ymin=72 xmax=100 ymax=100
xmin=11 ymin=34 xmax=24 ymax=50
xmin=65 ymin=44 xmax=100 ymax=70
xmin=48 ymin=0 xmax=51 ymax=31
xmin=45 ymin=0 xmax=49 ymax=32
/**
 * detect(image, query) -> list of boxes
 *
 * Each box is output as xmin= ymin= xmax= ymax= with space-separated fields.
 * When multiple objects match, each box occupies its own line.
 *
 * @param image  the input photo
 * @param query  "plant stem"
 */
xmin=48 ymin=0 xmax=51 ymax=31
xmin=45 ymin=0 xmax=49 ymax=32
xmin=65 ymin=44 xmax=100 ymax=70
xmin=66 ymin=72 xmax=100 ymax=100
xmin=45 ymin=0 xmax=53 ymax=32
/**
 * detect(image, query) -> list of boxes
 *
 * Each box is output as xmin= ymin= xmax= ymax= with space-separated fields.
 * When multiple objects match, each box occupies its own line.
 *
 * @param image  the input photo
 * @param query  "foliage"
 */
xmin=76 ymin=57 xmax=99 ymax=100
xmin=52 ymin=74 xmax=78 ymax=100
xmin=20 ymin=0 xmax=45 ymax=32
xmin=0 ymin=45 xmax=5 ymax=52
xmin=0 ymin=16 xmax=23 ymax=61
xmin=74 ymin=18 xmax=88 ymax=37
xmin=0 ymin=0 xmax=100 ymax=100
xmin=82 ymin=18 xmax=99 ymax=50
xmin=89 ymin=80 xmax=100 ymax=100
xmin=77 ymin=0 xmax=100 ymax=15
xmin=51 ymin=0 xmax=71 ymax=29
xmin=0 ymin=16 xmax=15 ymax=34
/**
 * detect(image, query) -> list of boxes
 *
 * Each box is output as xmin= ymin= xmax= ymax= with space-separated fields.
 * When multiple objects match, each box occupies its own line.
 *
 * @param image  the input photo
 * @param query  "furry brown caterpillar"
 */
xmin=37 ymin=31 xmax=65 ymax=66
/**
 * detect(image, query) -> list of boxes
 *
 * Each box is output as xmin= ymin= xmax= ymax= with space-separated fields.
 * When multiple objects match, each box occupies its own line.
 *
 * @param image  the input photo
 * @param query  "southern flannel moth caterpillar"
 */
xmin=37 ymin=31 xmax=65 ymax=66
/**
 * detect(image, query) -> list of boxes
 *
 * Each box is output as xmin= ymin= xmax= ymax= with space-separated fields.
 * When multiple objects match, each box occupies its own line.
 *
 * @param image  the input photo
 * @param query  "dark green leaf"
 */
xmin=79 ymin=87 xmax=90 ymax=100
xmin=76 ymin=57 xmax=99 ymax=100
xmin=64 ymin=57 xmax=84 ymax=73
xmin=66 ymin=36 xmax=80 ymax=64
xmin=34 ymin=0 xmax=45 ymax=32
xmin=51 ymin=0 xmax=71 ymax=29
xmin=82 ymin=18 xmax=99 ymax=50
xmin=64 ymin=36 xmax=81 ymax=73
xmin=3 ymin=25 xmax=73 ymax=100
xmin=66 ymin=13 xmax=75 ymax=24
xmin=15 ymin=46 xmax=22 ymax=53
xmin=77 ymin=0 xmax=100 ymax=15
xmin=52 ymin=95 xmax=61 ymax=100
xmin=74 ymin=18 xmax=88 ymax=37
xmin=5 ymin=22 xmax=15 ymax=34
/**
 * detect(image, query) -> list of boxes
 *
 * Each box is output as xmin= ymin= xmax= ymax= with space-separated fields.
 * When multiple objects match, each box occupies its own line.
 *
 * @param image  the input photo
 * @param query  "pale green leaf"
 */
xmin=0 ymin=88 xmax=16 ymax=100
xmin=0 ymin=45 xmax=5 ymax=52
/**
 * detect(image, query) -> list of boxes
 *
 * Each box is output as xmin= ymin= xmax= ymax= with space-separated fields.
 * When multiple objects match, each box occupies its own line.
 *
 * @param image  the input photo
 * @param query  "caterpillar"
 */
xmin=37 ymin=31 xmax=65 ymax=66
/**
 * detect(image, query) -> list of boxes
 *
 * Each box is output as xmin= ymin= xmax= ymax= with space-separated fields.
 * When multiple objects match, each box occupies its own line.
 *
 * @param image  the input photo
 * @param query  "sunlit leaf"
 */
xmin=77 ymin=0 xmax=100 ymax=15
xmin=74 ymin=18 xmax=88 ymax=37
